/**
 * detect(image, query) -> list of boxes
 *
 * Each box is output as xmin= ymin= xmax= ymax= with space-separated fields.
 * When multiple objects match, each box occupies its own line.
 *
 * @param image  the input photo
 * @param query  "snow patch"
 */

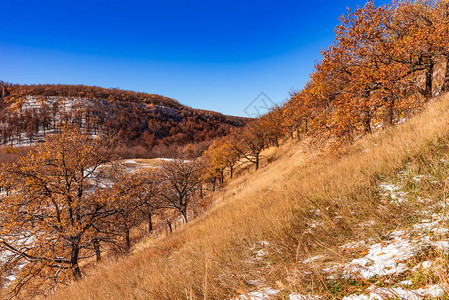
xmin=330 ymin=210 xmax=449 ymax=280
xmin=303 ymin=255 xmax=326 ymax=264
xmin=379 ymin=183 xmax=408 ymax=203
xmin=341 ymin=240 xmax=367 ymax=250
xmin=289 ymin=293 xmax=322 ymax=300
xmin=234 ymin=288 xmax=280 ymax=300
xmin=343 ymin=284 xmax=444 ymax=300
xmin=341 ymin=231 xmax=415 ymax=279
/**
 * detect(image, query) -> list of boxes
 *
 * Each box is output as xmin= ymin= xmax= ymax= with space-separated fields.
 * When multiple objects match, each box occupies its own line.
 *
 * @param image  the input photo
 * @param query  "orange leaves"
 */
xmin=0 ymin=127 xmax=127 ymax=296
xmin=279 ymin=0 xmax=447 ymax=145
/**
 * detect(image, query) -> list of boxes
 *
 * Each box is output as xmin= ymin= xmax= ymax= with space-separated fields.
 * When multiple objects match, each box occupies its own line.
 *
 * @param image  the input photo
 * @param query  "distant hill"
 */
xmin=0 ymin=83 xmax=249 ymax=156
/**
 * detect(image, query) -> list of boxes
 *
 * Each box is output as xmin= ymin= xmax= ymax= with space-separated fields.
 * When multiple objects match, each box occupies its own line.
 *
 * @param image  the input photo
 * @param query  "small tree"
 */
xmin=106 ymin=169 xmax=160 ymax=252
xmin=159 ymin=158 xmax=203 ymax=223
xmin=203 ymin=139 xmax=227 ymax=185
xmin=231 ymin=121 xmax=268 ymax=170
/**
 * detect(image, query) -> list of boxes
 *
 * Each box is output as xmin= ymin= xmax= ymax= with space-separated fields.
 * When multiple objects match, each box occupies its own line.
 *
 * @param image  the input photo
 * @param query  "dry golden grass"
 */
xmin=48 ymin=94 xmax=449 ymax=300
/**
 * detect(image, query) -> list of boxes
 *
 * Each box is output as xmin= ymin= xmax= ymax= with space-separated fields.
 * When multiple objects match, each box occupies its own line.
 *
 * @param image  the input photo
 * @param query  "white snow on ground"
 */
xmin=412 ymin=175 xmax=428 ymax=182
xmin=413 ymin=260 xmax=432 ymax=271
xmin=332 ymin=211 xmax=449 ymax=280
xmin=158 ymin=158 xmax=192 ymax=163
xmin=341 ymin=230 xmax=414 ymax=279
xmin=400 ymin=279 xmax=413 ymax=285
xmin=2 ymin=96 xmax=106 ymax=147
xmin=238 ymin=178 xmax=449 ymax=300
xmin=122 ymin=159 xmax=139 ymax=164
xmin=304 ymin=220 xmax=323 ymax=234
xmin=232 ymin=242 xmax=278 ymax=299
xmin=333 ymin=179 xmax=449 ymax=280
xmin=233 ymin=288 xmax=280 ymax=300
xmin=341 ymin=240 xmax=368 ymax=250
xmin=249 ymin=241 xmax=270 ymax=262
xmin=158 ymin=158 xmax=176 ymax=162
xmin=302 ymin=255 xmax=326 ymax=264
xmin=120 ymin=159 xmax=156 ymax=173
xmin=289 ymin=293 xmax=322 ymax=300
xmin=254 ymin=249 xmax=267 ymax=261
xmin=378 ymin=183 xmax=408 ymax=203
xmin=343 ymin=284 xmax=444 ymax=300
xmin=326 ymin=201 xmax=449 ymax=299
xmin=4 ymin=261 xmax=27 ymax=283
xmin=119 ymin=158 xmax=192 ymax=173
xmin=412 ymin=214 xmax=449 ymax=235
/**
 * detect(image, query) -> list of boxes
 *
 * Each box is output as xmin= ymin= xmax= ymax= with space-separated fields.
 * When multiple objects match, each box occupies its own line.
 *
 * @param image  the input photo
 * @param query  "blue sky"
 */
xmin=1 ymin=0 xmax=389 ymax=116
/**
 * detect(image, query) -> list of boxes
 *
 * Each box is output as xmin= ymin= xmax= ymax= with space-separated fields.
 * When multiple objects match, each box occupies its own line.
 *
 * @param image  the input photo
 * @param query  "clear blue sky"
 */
xmin=1 ymin=0 xmax=389 ymax=116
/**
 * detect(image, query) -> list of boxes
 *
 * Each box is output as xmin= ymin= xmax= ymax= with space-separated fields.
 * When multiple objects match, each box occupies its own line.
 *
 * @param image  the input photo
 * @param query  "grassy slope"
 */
xmin=49 ymin=94 xmax=449 ymax=300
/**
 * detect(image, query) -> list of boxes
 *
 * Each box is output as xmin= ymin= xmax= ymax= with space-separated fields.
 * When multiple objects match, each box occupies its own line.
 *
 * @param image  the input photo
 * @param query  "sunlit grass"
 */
xmin=49 ymin=94 xmax=449 ymax=299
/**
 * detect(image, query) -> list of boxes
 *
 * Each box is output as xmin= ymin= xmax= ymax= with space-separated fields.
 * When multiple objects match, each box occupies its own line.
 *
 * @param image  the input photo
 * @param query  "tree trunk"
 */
xmin=181 ymin=206 xmax=188 ymax=223
xmin=386 ymin=97 xmax=395 ymax=126
xmin=93 ymin=238 xmax=101 ymax=262
xmin=255 ymin=153 xmax=260 ymax=170
xmin=167 ymin=219 xmax=173 ymax=234
xmin=425 ymin=60 xmax=435 ymax=98
xmin=125 ymin=227 xmax=131 ymax=252
xmin=71 ymin=244 xmax=82 ymax=281
xmin=442 ymin=54 xmax=449 ymax=93
xmin=362 ymin=88 xmax=372 ymax=134
xmin=72 ymin=264 xmax=82 ymax=281
xmin=363 ymin=111 xmax=372 ymax=134
xmin=148 ymin=213 xmax=153 ymax=232
xmin=230 ymin=166 xmax=234 ymax=179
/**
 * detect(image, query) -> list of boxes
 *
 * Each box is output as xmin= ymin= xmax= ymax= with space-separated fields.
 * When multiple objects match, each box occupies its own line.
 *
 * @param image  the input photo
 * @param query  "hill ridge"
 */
xmin=0 ymin=83 xmax=249 ymax=156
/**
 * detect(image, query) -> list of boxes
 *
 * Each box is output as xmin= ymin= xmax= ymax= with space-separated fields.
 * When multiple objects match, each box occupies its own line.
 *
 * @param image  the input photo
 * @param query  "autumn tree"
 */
xmin=0 ymin=128 xmax=118 ymax=297
xmin=105 ymin=169 xmax=160 ymax=251
xmin=220 ymin=136 xmax=240 ymax=178
xmin=389 ymin=0 xmax=440 ymax=99
xmin=200 ymin=162 xmax=221 ymax=192
xmin=259 ymin=105 xmax=286 ymax=147
xmin=436 ymin=1 xmax=449 ymax=92
xmin=203 ymin=139 xmax=228 ymax=186
xmin=277 ymin=0 xmax=448 ymax=145
xmin=231 ymin=120 xmax=268 ymax=170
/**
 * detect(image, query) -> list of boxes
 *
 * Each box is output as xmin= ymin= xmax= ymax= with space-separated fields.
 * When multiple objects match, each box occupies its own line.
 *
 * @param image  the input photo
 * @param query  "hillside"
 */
xmin=3 ymin=1 xmax=449 ymax=299
xmin=0 ymin=83 xmax=248 ymax=156
xmin=43 ymin=94 xmax=449 ymax=300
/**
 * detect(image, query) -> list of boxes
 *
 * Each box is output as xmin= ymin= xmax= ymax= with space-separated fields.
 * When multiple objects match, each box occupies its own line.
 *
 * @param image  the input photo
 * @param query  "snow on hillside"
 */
xmin=0 ymin=95 xmax=179 ymax=147
xmin=234 ymin=174 xmax=449 ymax=300
xmin=1 ymin=96 xmax=108 ymax=146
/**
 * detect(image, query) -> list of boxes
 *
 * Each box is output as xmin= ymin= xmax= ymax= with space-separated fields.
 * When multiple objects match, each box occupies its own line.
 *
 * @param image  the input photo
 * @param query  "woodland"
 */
xmin=1 ymin=0 xmax=449 ymax=298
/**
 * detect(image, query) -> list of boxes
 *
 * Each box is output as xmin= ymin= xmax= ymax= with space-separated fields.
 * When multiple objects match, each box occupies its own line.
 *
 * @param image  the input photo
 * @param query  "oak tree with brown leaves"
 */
xmin=0 ymin=128 xmax=118 ymax=297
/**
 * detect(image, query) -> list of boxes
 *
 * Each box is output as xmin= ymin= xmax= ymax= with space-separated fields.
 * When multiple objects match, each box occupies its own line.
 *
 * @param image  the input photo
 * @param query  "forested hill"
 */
xmin=0 ymin=83 xmax=249 ymax=156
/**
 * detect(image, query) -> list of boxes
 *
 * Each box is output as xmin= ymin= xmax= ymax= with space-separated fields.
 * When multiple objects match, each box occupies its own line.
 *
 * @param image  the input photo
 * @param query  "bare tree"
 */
xmin=158 ymin=158 xmax=203 ymax=223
